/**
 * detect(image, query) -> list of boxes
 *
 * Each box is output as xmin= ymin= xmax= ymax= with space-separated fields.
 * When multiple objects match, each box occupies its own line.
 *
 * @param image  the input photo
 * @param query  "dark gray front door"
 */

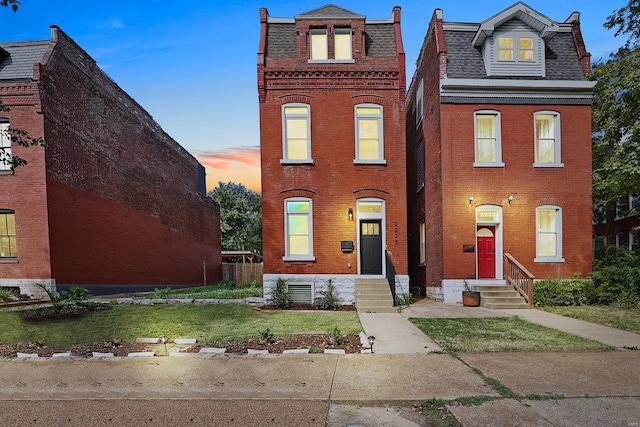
xmin=360 ymin=220 xmax=382 ymax=275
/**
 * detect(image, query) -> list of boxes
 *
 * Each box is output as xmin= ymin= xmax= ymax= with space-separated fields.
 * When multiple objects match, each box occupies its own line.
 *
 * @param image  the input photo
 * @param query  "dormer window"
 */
xmin=308 ymin=27 xmax=354 ymax=63
xmin=334 ymin=28 xmax=352 ymax=60
xmin=310 ymin=29 xmax=328 ymax=60
xmin=498 ymin=36 xmax=534 ymax=61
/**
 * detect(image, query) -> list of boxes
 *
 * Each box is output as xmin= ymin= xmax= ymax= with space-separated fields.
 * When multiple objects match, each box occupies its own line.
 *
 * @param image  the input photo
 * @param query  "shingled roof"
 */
xmin=295 ymin=4 xmax=364 ymax=20
xmin=265 ymin=5 xmax=396 ymax=58
xmin=444 ymin=27 xmax=585 ymax=81
xmin=0 ymin=39 xmax=50 ymax=81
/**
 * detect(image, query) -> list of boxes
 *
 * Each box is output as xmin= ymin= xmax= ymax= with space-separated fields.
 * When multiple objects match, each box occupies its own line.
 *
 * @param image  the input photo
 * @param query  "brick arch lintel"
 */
xmin=278 ymin=94 xmax=313 ymax=105
xmin=351 ymin=94 xmax=386 ymax=105
xmin=280 ymin=188 xmax=316 ymax=198
xmin=353 ymin=188 xmax=389 ymax=199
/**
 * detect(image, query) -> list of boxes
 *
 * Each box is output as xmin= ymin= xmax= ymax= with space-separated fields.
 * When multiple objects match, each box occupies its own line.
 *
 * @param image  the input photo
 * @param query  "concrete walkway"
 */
xmin=359 ymin=297 xmax=640 ymax=351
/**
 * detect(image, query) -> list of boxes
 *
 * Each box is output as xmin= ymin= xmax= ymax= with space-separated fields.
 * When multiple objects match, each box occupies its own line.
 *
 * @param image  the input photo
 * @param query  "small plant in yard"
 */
xmin=329 ymin=326 xmax=343 ymax=345
xmin=269 ymin=278 xmax=292 ymax=309
xmin=0 ymin=288 xmax=15 ymax=301
xmin=397 ymin=292 xmax=413 ymax=307
xmin=313 ymin=279 xmax=340 ymax=310
xmin=259 ymin=328 xmax=275 ymax=344
xmin=20 ymin=284 xmax=106 ymax=321
xmin=153 ymin=287 xmax=173 ymax=299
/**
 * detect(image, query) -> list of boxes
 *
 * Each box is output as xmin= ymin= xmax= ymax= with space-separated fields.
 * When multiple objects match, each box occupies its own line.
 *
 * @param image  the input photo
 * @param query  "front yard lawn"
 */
xmin=541 ymin=305 xmax=640 ymax=335
xmin=410 ymin=316 xmax=612 ymax=353
xmin=0 ymin=304 xmax=362 ymax=347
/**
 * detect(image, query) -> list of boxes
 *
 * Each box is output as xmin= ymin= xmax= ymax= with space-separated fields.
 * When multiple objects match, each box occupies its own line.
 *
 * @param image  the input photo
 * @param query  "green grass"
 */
xmin=409 ymin=316 xmax=612 ymax=352
xmin=0 ymin=304 xmax=361 ymax=347
xmin=133 ymin=282 xmax=263 ymax=300
xmin=542 ymin=305 xmax=640 ymax=335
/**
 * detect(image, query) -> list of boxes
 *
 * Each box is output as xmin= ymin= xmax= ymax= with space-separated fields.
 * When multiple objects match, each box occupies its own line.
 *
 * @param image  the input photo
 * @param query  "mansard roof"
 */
xmin=445 ymin=28 xmax=585 ymax=80
xmin=472 ymin=2 xmax=559 ymax=47
xmin=0 ymin=39 xmax=49 ymax=81
xmin=295 ymin=4 xmax=364 ymax=20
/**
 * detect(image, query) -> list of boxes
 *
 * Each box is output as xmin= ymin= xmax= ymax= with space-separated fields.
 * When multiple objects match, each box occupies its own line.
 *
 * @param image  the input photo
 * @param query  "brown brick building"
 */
xmin=405 ymin=4 xmax=594 ymax=303
xmin=257 ymin=5 xmax=408 ymax=306
xmin=0 ymin=27 xmax=221 ymax=296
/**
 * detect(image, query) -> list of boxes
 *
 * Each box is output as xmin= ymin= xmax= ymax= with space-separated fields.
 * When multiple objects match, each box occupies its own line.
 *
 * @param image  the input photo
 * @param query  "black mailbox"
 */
xmin=341 ymin=240 xmax=354 ymax=252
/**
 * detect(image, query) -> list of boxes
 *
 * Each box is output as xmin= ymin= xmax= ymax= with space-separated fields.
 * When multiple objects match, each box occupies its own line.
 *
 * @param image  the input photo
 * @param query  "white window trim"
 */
xmin=334 ymin=27 xmax=352 ymax=61
xmin=354 ymin=103 xmax=385 ymax=164
xmin=281 ymin=103 xmax=313 ymax=164
xmin=309 ymin=28 xmax=327 ymax=61
xmin=283 ymin=198 xmax=315 ymax=262
xmin=419 ymin=221 xmax=426 ymax=266
xmin=629 ymin=230 xmax=639 ymax=251
xmin=496 ymin=34 xmax=537 ymax=63
xmin=0 ymin=120 xmax=12 ymax=172
xmin=629 ymin=194 xmax=638 ymax=213
xmin=534 ymin=205 xmax=565 ymax=263
xmin=416 ymin=79 xmax=424 ymax=128
xmin=473 ymin=110 xmax=504 ymax=167
xmin=533 ymin=111 xmax=563 ymax=167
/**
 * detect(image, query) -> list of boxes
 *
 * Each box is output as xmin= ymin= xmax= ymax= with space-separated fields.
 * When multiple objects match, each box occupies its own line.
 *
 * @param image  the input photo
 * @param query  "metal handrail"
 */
xmin=385 ymin=251 xmax=397 ymax=306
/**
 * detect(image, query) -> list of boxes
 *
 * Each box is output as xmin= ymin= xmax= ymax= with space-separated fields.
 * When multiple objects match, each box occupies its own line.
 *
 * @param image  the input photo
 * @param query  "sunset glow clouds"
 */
xmin=196 ymin=146 xmax=261 ymax=193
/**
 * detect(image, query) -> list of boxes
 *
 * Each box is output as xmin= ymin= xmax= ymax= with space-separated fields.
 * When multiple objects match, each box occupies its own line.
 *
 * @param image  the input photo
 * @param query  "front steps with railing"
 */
xmin=471 ymin=281 xmax=530 ymax=309
xmin=355 ymin=278 xmax=398 ymax=313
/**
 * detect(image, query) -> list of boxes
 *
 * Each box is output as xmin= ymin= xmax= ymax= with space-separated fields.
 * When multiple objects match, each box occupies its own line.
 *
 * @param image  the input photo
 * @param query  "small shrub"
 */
xmin=153 ymin=287 xmax=173 ymax=299
xmin=397 ymin=292 xmax=413 ymax=307
xmin=17 ymin=293 xmax=31 ymax=301
xmin=591 ymin=246 xmax=640 ymax=307
xmin=534 ymin=278 xmax=595 ymax=307
xmin=329 ymin=326 xmax=343 ymax=345
xmin=63 ymin=286 xmax=92 ymax=304
xmin=259 ymin=328 xmax=275 ymax=344
xmin=0 ymin=288 xmax=14 ymax=301
xmin=313 ymin=279 xmax=340 ymax=310
xmin=269 ymin=278 xmax=292 ymax=309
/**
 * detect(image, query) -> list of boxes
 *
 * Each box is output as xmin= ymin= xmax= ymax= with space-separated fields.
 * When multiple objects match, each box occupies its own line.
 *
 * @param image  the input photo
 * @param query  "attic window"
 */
xmin=498 ymin=36 xmax=534 ymax=61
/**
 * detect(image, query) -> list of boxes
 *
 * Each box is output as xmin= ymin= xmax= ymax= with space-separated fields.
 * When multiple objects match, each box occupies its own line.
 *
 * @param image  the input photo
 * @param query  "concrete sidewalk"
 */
xmin=1 ymin=351 xmax=639 ymax=426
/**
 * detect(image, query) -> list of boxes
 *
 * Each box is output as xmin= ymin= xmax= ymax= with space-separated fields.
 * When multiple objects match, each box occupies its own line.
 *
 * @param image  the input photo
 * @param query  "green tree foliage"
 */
xmin=208 ymin=181 xmax=262 ymax=251
xmin=591 ymin=1 xmax=640 ymax=212
xmin=0 ymin=0 xmax=20 ymax=12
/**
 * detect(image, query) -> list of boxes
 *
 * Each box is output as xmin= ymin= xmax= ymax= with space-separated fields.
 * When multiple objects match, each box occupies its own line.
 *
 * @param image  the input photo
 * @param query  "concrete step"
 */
xmin=483 ymin=302 xmax=531 ymax=309
xmin=482 ymin=296 xmax=528 ymax=304
xmin=355 ymin=293 xmax=393 ymax=302
xmin=472 ymin=285 xmax=514 ymax=292
xmin=356 ymin=306 xmax=399 ymax=314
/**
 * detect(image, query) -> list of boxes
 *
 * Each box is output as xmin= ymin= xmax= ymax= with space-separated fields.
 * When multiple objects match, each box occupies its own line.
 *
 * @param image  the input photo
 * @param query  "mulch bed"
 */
xmin=0 ymin=333 xmax=364 ymax=358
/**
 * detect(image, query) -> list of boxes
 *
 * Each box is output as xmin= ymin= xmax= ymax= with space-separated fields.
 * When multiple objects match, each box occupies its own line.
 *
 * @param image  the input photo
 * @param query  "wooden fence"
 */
xmin=222 ymin=262 xmax=263 ymax=286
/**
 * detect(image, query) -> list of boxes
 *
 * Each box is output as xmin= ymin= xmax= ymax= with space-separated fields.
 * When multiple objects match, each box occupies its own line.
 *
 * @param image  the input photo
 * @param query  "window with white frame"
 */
xmin=498 ymin=36 xmax=534 ymax=62
xmin=354 ymin=104 xmax=384 ymax=163
xmin=630 ymin=230 xmax=639 ymax=252
xmin=416 ymin=79 xmax=424 ymax=127
xmin=419 ymin=221 xmax=426 ymax=265
xmin=310 ymin=29 xmax=328 ymax=60
xmin=474 ymin=111 xmax=503 ymax=166
xmin=334 ymin=28 xmax=352 ymax=60
xmin=0 ymin=119 xmax=11 ymax=171
xmin=616 ymin=232 xmax=626 ymax=249
xmin=630 ymin=195 xmax=638 ymax=213
xmin=282 ymin=104 xmax=311 ymax=163
xmin=535 ymin=206 xmax=563 ymax=262
xmin=284 ymin=199 xmax=314 ymax=261
xmin=534 ymin=112 xmax=562 ymax=167
xmin=0 ymin=209 xmax=18 ymax=258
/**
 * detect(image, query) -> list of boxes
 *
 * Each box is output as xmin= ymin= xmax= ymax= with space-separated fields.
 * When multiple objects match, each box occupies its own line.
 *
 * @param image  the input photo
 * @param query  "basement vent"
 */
xmin=288 ymin=284 xmax=313 ymax=304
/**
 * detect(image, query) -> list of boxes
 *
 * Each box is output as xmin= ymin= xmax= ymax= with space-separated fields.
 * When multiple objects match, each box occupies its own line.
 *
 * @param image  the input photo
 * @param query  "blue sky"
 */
xmin=0 ymin=1 xmax=628 ymax=191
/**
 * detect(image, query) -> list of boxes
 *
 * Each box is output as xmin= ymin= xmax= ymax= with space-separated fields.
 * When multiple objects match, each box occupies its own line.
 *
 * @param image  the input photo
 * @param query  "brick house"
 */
xmin=593 ymin=196 xmax=639 ymax=255
xmin=405 ymin=3 xmax=595 ymax=304
xmin=0 ymin=26 xmax=222 ymax=296
xmin=257 ymin=5 xmax=408 ymax=308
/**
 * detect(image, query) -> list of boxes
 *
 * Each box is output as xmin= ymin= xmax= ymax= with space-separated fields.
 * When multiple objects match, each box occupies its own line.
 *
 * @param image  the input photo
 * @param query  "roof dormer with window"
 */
xmin=472 ymin=2 xmax=558 ymax=77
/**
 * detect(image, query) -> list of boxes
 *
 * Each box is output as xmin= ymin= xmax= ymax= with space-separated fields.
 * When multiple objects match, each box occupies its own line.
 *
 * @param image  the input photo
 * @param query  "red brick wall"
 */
xmin=0 ymin=94 xmax=52 ymax=281
xmin=438 ymin=103 xmax=593 ymax=279
xmin=259 ymin=11 xmax=407 ymax=277
xmin=406 ymin=16 xmax=445 ymax=290
xmin=47 ymin=179 xmax=220 ymax=284
xmin=37 ymin=28 xmax=222 ymax=285
xmin=1 ymin=27 xmax=222 ymax=287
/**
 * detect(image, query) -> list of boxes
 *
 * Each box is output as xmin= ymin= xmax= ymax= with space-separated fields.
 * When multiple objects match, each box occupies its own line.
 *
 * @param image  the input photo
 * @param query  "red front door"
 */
xmin=477 ymin=226 xmax=496 ymax=279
